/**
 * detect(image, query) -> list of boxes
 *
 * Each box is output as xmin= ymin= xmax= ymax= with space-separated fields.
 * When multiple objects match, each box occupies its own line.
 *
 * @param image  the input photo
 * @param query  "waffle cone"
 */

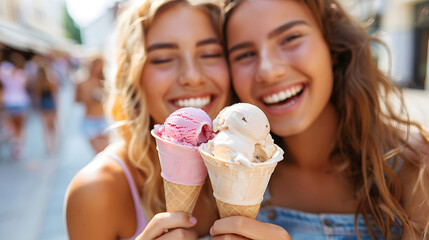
xmin=163 ymin=179 xmax=203 ymax=214
xmin=216 ymin=199 xmax=260 ymax=219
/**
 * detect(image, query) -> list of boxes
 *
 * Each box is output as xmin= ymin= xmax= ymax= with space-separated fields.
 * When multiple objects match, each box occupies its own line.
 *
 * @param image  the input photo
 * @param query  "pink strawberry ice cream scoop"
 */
xmin=155 ymin=107 xmax=214 ymax=147
xmin=151 ymin=107 xmax=213 ymax=186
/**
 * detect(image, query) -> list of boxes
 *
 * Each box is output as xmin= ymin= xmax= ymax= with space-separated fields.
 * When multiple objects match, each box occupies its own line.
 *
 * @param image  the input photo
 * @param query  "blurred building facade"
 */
xmin=377 ymin=0 xmax=429 ymax=90
xmin=79 ymin=1 xmax=127 ymax=53
xmin=0 ymin=0 xmax=78 ymax=54
xmin=79 ymin=1 xmax=127 ymax=81
xmin=341 ymin=0 xmax=429 ymax=90
xmin=81 ymin=4 xmax=118 ymax=49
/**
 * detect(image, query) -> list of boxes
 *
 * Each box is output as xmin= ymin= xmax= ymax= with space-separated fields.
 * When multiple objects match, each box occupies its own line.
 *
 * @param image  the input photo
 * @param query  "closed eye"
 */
xmin=202 ymin=53 xmax=223 ymax=59
xmin=281 ymin=34 xmax=302 ymax=45
xmin=150 ymin=58 xmax=173 ymax=64
xmin=235 ymin=51 xmax=255 ymax=61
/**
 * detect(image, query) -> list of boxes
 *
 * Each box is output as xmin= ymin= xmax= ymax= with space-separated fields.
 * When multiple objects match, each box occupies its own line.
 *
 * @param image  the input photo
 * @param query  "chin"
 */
xmin=207 ymin=106 xmax=222 ymax=120
xmin=208 ymin=99 xmax=228 ymax=119
xmin=271 ymin=121 xmax=310 ymax=138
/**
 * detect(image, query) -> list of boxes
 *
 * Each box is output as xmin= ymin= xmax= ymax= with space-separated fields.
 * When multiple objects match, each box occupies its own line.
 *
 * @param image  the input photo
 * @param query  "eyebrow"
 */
xmin=228 ymin=20 xmax=309 ymax=54
xmin=268 ymin=20 xmax=308 ymax=38
xmin=196 ymin=38 xmax=220 ymax=46
xmin=147 ymin=43 xmax=178 ymax=52
xmin=228 ymin=42 xmax=253 ymax=55
xmin=147 ymin=38 xmax=220 ymax=53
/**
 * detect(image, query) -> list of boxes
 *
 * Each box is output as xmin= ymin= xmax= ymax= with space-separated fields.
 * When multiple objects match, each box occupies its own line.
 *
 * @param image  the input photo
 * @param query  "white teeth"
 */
xmin=175 ymin=96 xmax=211 ymax=108
xmin=262 ymin=85 xmax=303 ymax=104
xmin=279 ymin=91 xmax=287 ymax=100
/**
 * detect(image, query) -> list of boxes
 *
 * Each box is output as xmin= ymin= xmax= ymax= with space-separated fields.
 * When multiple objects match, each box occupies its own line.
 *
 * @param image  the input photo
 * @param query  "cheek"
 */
xmin=231 ymin=65 xmax=253 ymax=101
xmin=204 ymin=63 xmax=230 ymax=90
xmin=312 ymin=51 xmax=333 ymax=93
xmin=294 ymin=41 xmax=333 ymax=90
xmin=142 ymin=66 xmax=176 ymax=93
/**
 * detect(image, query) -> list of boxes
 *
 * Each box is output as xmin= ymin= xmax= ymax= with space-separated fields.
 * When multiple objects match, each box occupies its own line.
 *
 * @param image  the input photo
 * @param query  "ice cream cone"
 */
xmin=151 ymin=129 xmax=208 ymax=213
xmin=215 ymin=199 xmax=260 ymax=219
xmin=199 ymin=144 xmax=283 ymax=219
xmin=163 ymin=179 xmax=203 ymax=214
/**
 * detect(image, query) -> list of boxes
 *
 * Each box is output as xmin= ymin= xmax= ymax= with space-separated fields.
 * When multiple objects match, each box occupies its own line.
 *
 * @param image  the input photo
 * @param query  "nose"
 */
xmin=255 ymin=47 xmax=287 ymax=84
xmin=178 ymin=55 xmax=205 ymax=87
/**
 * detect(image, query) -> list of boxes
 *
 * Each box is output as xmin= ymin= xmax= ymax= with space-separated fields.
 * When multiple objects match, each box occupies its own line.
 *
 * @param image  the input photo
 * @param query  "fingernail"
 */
xmin=189 ymin=216 xmax=197 ymax=224
xmin=210 ymin=226 xmax=214 ymax=235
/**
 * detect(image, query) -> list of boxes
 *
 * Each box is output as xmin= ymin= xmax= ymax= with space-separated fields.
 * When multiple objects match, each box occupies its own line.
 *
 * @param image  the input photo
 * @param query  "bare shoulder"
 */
xmin=65 ymin=154 xmax=125 ymax=206
xmin=65 ymin=146 xmax=130 ymax=239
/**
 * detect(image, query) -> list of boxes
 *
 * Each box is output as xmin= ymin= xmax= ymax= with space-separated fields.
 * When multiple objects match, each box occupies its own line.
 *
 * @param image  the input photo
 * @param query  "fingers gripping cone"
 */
xmin=199 ymin=144 xmax=282 ymax=219
xmin=152 ymin=130 xmax=207 ymax=214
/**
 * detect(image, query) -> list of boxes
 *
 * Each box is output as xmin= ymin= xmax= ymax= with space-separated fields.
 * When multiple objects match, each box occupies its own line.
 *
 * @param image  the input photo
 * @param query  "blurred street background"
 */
xmin=0 ymin=0 xmax=429 ymax=239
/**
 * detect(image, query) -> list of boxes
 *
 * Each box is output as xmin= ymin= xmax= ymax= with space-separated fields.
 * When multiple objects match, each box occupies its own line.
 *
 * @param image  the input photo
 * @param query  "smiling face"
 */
xmin=142 ymin=3 xmax=230 ymax=124
xmin=226 ymin=0 xmax=333 ymax=137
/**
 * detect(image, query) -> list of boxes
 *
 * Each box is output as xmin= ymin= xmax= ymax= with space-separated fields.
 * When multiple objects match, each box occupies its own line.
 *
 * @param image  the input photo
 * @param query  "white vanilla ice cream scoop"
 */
xmin=199 ymin=103 xmax=284 ymax=217
xmin=207 ymin=103 xmax=276 ymax=166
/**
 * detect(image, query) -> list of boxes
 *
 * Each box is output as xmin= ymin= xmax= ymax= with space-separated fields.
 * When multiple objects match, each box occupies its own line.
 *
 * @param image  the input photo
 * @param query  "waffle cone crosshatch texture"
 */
xmin=163 ymin=179 xmax=203 ymax=214
xmin=216 ymin=199 xmax=260 ymax=219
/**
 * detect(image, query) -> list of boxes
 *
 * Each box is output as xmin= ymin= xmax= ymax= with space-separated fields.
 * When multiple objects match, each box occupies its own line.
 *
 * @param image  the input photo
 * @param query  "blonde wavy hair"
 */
xmin=224 ymin=0 xmax=429 ymax=239
xmin=106 ymin=0 xmax=224 ymax=219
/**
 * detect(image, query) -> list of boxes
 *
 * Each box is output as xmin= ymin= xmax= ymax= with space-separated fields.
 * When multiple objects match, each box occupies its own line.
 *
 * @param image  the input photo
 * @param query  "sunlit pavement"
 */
xmin=0 ymin=84 xmax=428 ymax=240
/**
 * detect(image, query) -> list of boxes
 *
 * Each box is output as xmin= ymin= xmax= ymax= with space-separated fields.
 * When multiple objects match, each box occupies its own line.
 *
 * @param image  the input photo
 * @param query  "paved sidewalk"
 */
xmin=0 ymin=86 xmax=427 ymax=240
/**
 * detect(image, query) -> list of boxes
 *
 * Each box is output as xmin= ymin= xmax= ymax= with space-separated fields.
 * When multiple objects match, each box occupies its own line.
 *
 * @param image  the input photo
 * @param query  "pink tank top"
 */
xmin=0 ymin=62 xmax=30 ymax=107
xmin=108 ymin=153 xmax=148 ymax=239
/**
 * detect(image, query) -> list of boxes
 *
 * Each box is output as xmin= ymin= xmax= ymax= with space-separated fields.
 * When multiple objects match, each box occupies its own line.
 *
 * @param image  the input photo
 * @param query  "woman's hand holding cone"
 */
xmin=210 ymin=216 xmax=291 ymax=240
xmin=136 ymin=212 xmax=198 ymax=240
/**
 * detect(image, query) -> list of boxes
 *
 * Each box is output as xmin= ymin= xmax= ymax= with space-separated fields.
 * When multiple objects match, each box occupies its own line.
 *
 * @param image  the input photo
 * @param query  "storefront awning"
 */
xmin=0 ymin=20 xmax=82 ymax=55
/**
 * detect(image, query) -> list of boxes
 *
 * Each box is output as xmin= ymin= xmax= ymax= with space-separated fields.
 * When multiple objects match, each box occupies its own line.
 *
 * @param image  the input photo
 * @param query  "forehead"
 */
xmin=227 ymin=0 xmax=317 ymax=38
xmin=146 ymin=4 xmax=217 ymax=44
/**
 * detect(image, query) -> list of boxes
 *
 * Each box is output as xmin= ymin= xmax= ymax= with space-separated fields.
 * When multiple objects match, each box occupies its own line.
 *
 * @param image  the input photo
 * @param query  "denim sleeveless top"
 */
xmin=256 ymin=191 xmax=401 ymax=240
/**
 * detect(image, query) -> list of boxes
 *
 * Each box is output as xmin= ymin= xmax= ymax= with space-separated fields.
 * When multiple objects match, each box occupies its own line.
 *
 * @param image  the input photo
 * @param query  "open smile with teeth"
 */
xmin=174 ymin=96 xmax=212 ymax=108
xmin=262 ymin=85 xmax=304 ymax=106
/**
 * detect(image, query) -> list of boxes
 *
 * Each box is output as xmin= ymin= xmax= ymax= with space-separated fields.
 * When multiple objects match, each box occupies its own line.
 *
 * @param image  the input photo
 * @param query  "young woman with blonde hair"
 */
xmin=209 ymin=0 xmax=429 ymax=239
xmin=65 ymin=0 xmax=230 ymax=239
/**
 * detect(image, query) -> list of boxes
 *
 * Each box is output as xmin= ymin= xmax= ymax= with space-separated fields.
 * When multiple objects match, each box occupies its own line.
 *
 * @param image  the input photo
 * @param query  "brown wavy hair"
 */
xmin=106 ymin=0 xmax=224 ymax=219
xmin=224 ymin=0 xmax=429 ymax=239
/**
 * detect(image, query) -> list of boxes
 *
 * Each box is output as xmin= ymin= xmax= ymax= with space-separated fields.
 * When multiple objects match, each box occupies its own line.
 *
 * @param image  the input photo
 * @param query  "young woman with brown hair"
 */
xmin=209 ymin=0 xmax=429 ymax=239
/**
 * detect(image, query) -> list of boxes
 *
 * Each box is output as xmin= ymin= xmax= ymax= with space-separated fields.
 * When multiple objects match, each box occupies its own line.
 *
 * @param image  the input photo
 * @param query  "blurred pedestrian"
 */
xmin=34 ymin=63 xmax=58 ymax=154
xmin=0 ymin=51 xmax=30 ymax=159
xmin=24 ymin=54 xmax=42 ymax=109
xmin=50 ymin=51 xmax=71 ymax=86
xmin=75 ymin=56 xmax=109 ymax=153
xmin=0 ymin=71 xmax=12 ymax=157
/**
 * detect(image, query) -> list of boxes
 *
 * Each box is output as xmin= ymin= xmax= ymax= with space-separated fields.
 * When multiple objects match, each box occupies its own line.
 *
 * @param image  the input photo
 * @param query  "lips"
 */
xmin=261 ymin=84 xmax=304 ymax=107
